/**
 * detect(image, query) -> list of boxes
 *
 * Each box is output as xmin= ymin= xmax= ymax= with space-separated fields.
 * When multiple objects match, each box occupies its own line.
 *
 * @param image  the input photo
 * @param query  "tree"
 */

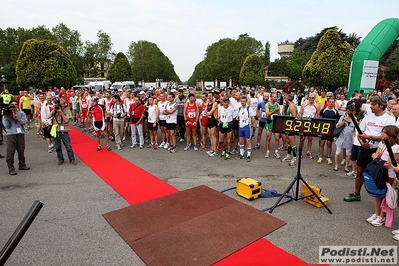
xmin=385 ymin=62 xmax=399 ymax=81
xmin=239 ymin=54 xmax=264 ymax=86
xmin=286 ymin=50 xmax=311 ymax=80
xmin=264 ymin=41 xmax=270 ymax=66
xmin=128 ymin=40 xmax=180 ymax=83
xmin=52 ymin=23 xmax=84 ymax=79
xmin=302 ymin=29 xmax=354 ymax=89
xmin=107 ymin=52 xmax=133 ymax=81
xmin=16 ymin=39 xmax=77 ymax=89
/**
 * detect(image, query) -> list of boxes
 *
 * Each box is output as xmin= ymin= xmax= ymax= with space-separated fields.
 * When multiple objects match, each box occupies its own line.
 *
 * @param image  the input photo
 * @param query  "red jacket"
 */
xmin=129 ymin=103 xmax=145 ymax=124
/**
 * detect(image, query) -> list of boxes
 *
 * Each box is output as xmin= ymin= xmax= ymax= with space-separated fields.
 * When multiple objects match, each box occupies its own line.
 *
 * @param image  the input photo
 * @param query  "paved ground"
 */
xmin=0 ymin=127 xmax=398 ymax=265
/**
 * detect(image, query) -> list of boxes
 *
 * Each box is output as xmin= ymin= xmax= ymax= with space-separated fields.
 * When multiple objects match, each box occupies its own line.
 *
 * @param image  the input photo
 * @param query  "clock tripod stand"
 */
xmin=269 ymin=136 xmax=332 ymax=214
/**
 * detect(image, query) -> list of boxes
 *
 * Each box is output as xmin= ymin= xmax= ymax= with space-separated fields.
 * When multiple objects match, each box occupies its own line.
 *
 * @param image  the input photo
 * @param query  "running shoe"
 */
xmin=326 ymin=158 xmax=333 ymax=165
xmin=97 ymin=146 xmax=102 ymax=151
xmin=170 ymin=148 xmax=177 ymax=153
xmin=392 ymin=229 xmax=399 ymax=235
xmin=153 ymin=144 xmax=159 ymax=149
xmin=193 ymin=145 xmax=199 ymax=151
xmin=281 ymin=155 xmax=291 ymax=162
xmin=254 ymin=143 xmax=260 ymax=150
xmin=274 ymin=151 xmax=281 ymax=159
xmin=246 ymin=156 xmax=250 ymax=162
xmin=371 ymin=216 xmax=385 ymax=227
xmin=225 ymin=153 xmax=230 ymax=160
xmin=82 ymin=128 xmax=87 ymax=132
xmin=306 ymin=152 xmax=314 ymax=159
xmin=179 ymin=138 xmax=185 ymax=143
xmin=278 ymin=144 xmax=288 ymax=151
xmin=184 ymin=145 xmax=190 ymax=151
xmin=221 ymin=150 xmax=226 ymax=157
xmin=147 ymin=143 xmax=153 ymax=148
xmin=289 ymin=158 xmax=297 ymax=166
xmin=167 ymin=145 xmax=173 ymax=151
xmin=344 ymin=193 xmax=361 ymax=202
xmin=264 ymin=151 xmax=270 ymax=158
xmin=139 ymin=145 xmax=144 ymax=149
xmin=206 ymin=150 xmax=213 ymax=155
xmin=317 ymin=157 xmax=323 ymax=164
xmin=366 ymin=214 xmax=378 ymax=224
xmin=236 ymin=155 xmax=244 ymax=160
xmin=230 ymin=149 xmax=237 ymax=155
xmin=164 ymin=143 xmax=170 ymax=149
xmin=209 ymin=151 xmax=218 ymax=157
xmin=341 ymin=159 xmax=345 ymax=166
xmin=130 ymin=144 xmax=136 ymax=149
xmin=346 ymin=170 xmax=356 ymax=177
xmin=107 ymin=145 xmax=111 ymax=151
xmin=159 ymin=142 xmax=165 ymax=148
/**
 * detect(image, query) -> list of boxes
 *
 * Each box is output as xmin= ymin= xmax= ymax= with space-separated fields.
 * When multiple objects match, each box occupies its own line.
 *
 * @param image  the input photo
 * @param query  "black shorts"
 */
xmin=159 ymin=120 xmax=167 ymax=127
xmin=22 ymin=109 xmax=31 ymax=116
xmin=148 ymin=122 xmax=158 ymax=131
xmin=232 ymin=120 xmax=239 ymax=131
xmin=43 ymin=126 xmax=52 ymax=139
xmin=207 ymin=117 xmax=217 ymax=129
xmin=106 ymin=116 xmax=111 ymax=122
xmin=166 ymin=123 xmax=176 ymax=131
xmin=357 ymin=147 xmax=377 ymax=169
xmin=259 ymin=121 xmax=266 ymax=128
xmin=219 ymin=122 xmax=233 ymax=134
xmin=124 ymin=116 xmax=130 ymax=123
xmin=94 ymin=121 xmax=104 ymax=131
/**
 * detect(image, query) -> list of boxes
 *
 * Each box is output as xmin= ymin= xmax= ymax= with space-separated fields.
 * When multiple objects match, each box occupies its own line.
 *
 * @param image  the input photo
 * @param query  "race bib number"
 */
xmin=241 ymin=119 xmax=249 ymax=126
xmin=261 ymin=112 xmax=266 ymax=118
xmin=16 ymin=127 xmax=21 ymax=133
xmin=81 ymin=103 xmax=88 ymax=108
xmin=188 ymin=111 xmax=196 ymax=118
xmin=60 ymin=126 xmax=65 ymax=131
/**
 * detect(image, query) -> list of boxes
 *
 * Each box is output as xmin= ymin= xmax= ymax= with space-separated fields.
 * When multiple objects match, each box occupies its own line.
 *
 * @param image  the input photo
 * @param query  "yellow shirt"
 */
xmin=315 ymin=95 xmax=327 ymax=105
xmin=20 ymin=95 xmax=33 ymax=109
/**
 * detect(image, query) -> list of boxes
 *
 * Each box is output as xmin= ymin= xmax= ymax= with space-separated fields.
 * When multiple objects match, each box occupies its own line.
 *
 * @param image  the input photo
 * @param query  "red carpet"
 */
xmin=70 ymin=127 xmax=327 ymax=266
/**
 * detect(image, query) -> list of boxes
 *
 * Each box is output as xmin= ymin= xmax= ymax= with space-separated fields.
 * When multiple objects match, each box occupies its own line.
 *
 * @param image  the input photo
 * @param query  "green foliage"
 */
xmin=127 ymin=40 xmax=180 ymax=83
xmin=16 ymin=39 xmax=77 ymax=89
xmin=239 ymin=54 xmax=264 ymax=86
xmin=295 ymin=26 xmax=360 ymax=53
xmin=107 ymin=52 xmax=133 ymax=81
xmin=302 ymin=29 xmax=354 ymax=89
xmin=188 ymin=36 xmax=264 ymax=84
xmin=385 ymin=62 xmax=399 ymax=81
xmin=268 ymin=58 xmax=288 ymax=77
xmin=264 ymin=41 xmax=270 ymax=66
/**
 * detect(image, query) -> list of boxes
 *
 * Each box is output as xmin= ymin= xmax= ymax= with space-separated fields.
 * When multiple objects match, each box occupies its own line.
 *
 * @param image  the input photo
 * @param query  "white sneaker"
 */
xmin=346 ymin=170 xmax=356 ymax=177
xmin=289 ymin=158 xmax=297 ymax=166
xmin=394 ymin=234 xmax=399 ymax=241
xmin=366 ymin=214 xmax=378 ymax=223
xmin=281 ymin=155 xmax=291 ymax=162
xmin=159 ymin=142 xmax=165 ymax=148
xmin=274 ymin=151 xmax=281 ymax=159
xmin=163 ymin=143 xmax=170 ymax=149
xmin=265 ymin=151 xmax=270 ymax=158
xmin=206 ymin=150 xmax=213 ymax=155
xmin=208 ymin=151 xmax=218 ymax=157
xmin=184 ymin=145 xmax=190 ymax=151
xmin=371 ymin=216 xmax=385 ymax=227
xmin=391 ymin=229 xmax=399 ymax=235
xmin=340 ymin=159 xmax=345 ymax=166
xmin=179 ymin=138 xmax=185 ymax=143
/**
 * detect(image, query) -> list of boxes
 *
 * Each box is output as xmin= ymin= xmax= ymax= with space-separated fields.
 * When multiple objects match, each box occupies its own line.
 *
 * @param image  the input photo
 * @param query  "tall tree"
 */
xmin=52 ymin=23 xmax=84 ymax=79
xmin=107 ymin=52 xmax=133 ymax=82
xmin=302 ymin=29 xmax=354 ymax=89
xmin=264 ymin=41 xmax=270 ymax=66
xmin=239 ymin=54 xmax=264 ymax=86
xmin=127 ymin=40 xmax=180 ymax=83
xmin=16 ymin=39 xmax=77 ymax=89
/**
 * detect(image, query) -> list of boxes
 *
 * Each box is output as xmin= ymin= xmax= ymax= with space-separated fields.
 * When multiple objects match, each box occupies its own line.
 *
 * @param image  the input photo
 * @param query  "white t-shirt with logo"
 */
xmin=359 ymin=113 xmax=395 ymax=148
xmin=218 ymin=106 xmax=235 ymax=123
xmin=158 ymin=100 xmax=168 ymax=121
xmin=165 ymin=102 xmax=177 ymax=124
xmin=238 ymin=106 xmax=255 ymax=128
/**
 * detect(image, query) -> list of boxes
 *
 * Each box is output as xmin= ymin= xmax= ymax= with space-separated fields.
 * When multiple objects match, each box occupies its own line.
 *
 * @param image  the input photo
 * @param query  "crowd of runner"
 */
xmin=2 ymin=85 xmax=399 ymax=239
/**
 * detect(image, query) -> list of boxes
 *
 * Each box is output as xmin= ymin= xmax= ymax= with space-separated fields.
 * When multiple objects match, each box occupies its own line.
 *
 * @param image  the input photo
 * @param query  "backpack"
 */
xmin=363 ymin=158 xmax=388 ymax=198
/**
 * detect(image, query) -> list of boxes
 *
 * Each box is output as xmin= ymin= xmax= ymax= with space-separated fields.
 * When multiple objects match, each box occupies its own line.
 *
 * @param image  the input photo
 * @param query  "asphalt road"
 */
xmin=0 ymin=126 xmax=397 ymax=265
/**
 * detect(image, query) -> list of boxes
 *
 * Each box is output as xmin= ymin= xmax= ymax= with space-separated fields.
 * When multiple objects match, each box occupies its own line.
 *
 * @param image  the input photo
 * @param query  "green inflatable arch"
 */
xmin=347 ymin=18 xmax=399 ymax=98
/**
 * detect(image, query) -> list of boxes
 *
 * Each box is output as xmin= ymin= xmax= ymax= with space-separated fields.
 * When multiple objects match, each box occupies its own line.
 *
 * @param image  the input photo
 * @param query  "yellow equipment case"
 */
xmin=302 ymin=182 xmax=329 ymax=208
xmin=236 ymin=178 xmax=262 ymax=200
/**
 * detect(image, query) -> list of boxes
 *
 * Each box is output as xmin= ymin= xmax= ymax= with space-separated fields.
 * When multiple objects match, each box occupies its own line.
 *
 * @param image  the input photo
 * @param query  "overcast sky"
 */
xmin=2 ymin=0 xmax=399 ymax=81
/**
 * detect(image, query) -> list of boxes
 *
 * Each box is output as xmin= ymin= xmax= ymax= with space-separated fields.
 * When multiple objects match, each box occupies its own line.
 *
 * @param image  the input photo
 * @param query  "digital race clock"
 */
xmin=272 ymin=115 xmax=336 ymax=138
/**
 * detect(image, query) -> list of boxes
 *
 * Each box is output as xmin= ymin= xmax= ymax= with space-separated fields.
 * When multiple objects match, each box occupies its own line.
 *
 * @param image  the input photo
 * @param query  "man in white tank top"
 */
xmin=299 ymin=93 xmax=318 ymax=159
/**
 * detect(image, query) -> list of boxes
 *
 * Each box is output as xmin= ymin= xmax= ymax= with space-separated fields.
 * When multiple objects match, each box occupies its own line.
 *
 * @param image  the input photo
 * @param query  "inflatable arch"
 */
xmin=347 ymin=18 xmax=399 ymax=98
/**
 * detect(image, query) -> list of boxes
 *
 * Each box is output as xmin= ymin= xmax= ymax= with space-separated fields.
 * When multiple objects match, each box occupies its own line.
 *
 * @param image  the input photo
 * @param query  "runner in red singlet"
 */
xmin=183 ymin=93 xmax=199 ymax=151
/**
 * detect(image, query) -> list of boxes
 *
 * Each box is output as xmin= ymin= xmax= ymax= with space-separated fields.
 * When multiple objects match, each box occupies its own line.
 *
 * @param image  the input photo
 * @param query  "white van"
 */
xmin=110 ymin=81 xmax=136 ymax=93
xmin=88 ymin=80 xmax=112 ymax=91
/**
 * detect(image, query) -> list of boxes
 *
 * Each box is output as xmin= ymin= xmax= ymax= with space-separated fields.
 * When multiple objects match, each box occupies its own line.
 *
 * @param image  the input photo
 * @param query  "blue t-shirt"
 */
xmin=320 ymin=108 xmax=339 ymax=120
xmin=257 ymin=101 xmax=267 ymax=122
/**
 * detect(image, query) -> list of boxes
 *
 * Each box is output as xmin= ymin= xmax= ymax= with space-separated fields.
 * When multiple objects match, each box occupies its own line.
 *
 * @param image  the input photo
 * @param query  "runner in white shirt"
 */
xmin=344 ymin=95 xmax=395 ymax=202
xmin=299 ymin=93 xmax=318 ymax=159
xmin=236 ymin=97 xmax=255 ymax=162
xmin=218 ymin=97 xmax=235 ymax=160
xmin=164 ymin=93 xmax=178 ymax=153
xmin=336 ymin=94 xmax=348 ymax=117
xmin=147 ymin=96 xmax=159 ymax=149
xmin=157 ymin=92 xmax=169 ymax=149
xmin=247 ymin=89 xmax=259 ymax=139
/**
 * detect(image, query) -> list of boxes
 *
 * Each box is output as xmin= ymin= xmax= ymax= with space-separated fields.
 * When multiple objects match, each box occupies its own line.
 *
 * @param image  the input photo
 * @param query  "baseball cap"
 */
xmin=171 ymin=89 xmax=177 ymax=93
xmin=139 ymin=91 xmax=145 ymax=95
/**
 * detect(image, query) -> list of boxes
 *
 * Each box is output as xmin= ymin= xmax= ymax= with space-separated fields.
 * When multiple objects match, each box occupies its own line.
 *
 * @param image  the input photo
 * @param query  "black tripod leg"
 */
xmin=269 ymin=175 xmax=298 ymax=213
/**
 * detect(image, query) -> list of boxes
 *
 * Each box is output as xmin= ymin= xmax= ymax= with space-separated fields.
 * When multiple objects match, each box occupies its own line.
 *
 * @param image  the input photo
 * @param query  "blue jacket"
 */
xmin=2 ymin=111 xmax=27 ymax=135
